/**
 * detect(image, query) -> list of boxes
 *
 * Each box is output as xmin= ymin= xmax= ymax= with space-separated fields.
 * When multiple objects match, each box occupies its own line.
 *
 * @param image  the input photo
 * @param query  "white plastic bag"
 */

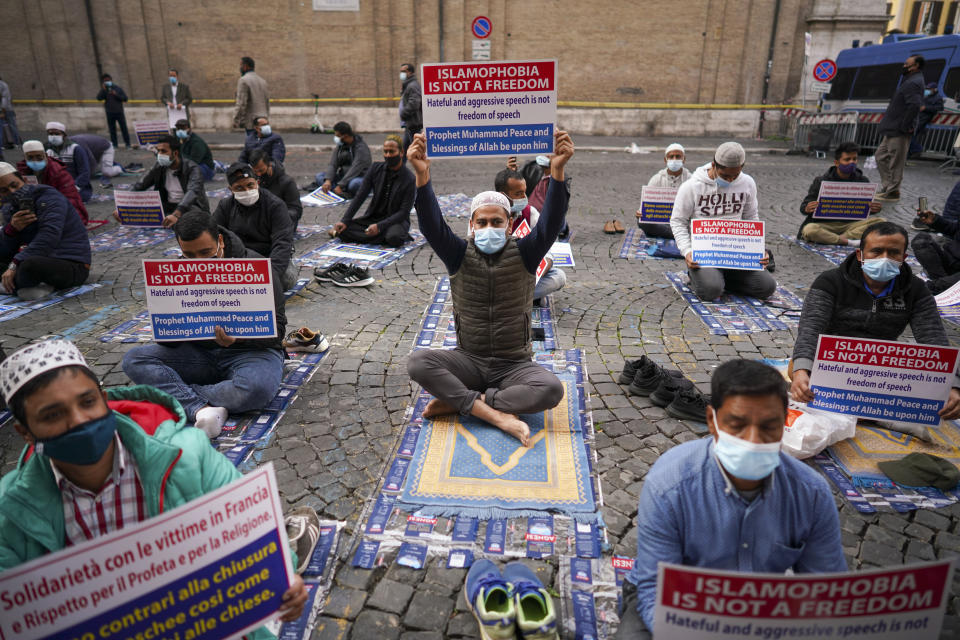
xmin=781 ymin=400 xmax=857 ymax=459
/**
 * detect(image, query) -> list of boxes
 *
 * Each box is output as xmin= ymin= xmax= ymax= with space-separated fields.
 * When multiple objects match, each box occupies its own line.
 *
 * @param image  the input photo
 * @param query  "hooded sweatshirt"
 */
xmin=670 ymin=162 xmax=759 ymax=257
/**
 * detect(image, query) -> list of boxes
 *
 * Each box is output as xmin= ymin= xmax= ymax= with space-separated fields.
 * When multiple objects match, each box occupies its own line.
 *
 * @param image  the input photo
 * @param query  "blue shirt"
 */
xmin=625 ymin=437 xmax=845 ymax=630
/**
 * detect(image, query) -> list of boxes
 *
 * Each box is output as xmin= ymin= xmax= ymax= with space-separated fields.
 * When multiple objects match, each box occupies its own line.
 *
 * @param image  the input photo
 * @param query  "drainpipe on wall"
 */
xmin=83 ymin=0 xmax=104 ymax=81
xmin=438 ymin=0 xmax=445 ymax=62
xmin=758 ymin=0 xmax=783 ymax=139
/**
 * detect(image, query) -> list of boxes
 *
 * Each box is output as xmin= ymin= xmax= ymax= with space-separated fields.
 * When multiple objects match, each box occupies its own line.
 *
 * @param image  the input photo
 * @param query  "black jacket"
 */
xmin=341 ymin=161 xmax=415 ymax=230
xmin=133 ymin=157 xmax=210 ymax=214
xmin=212 ymin=188 xmax=293 ymax=276
xmin=96 ymin=85 xmax=128 ymax=114
xmin=164 ymin=225 xmax=286 ymax=351
xmin=324 ymin=135 xmax=371 ymax=189
xmin=927 ymin=214 xmax=960 ymax=263
xmin=792 ymin=252 xmax=948 ymax=373
xmin=879 ymin=72 xmax=924 ymax=137
xmin=400 ymin=77 xmax=423 ymax=129
xmin=798 ymin=165 xmax=874 ymax=236
xmin=259 ymin=163 xmax=302 ymax=227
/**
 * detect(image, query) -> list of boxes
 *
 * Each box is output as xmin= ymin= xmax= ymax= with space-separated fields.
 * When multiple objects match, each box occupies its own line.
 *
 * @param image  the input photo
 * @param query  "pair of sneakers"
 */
xmin=465 ymin=559 xmax=558 ymax=640
xmin=313 ymin=262 xmax=374 ymax=287
xmin=620 ymin=356 xmax=709 ymax=422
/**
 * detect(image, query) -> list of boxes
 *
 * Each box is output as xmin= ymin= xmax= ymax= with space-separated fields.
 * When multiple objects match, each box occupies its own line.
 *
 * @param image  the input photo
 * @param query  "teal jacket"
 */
xmin=0 ymin=385 xmax=281 ymax=639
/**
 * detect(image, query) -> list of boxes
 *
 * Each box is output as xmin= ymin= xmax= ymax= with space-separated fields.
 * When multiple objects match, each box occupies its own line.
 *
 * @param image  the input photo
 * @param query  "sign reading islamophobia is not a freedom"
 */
xmin=421 ymin=59 xmax=557 ymax=158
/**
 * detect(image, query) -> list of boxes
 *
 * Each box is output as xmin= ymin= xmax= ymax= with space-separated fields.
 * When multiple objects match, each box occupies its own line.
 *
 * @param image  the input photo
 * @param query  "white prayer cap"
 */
xmin=1 ymin=339 xmax=91 ymax=404
xmin=714 ymin=141 xmax=746 ymax=167
xmin=22 ymin=140 xmax=44 ymax=154
xmin=45 ymin=121 xmax=66 ymax=133
xmin=470 ymin=190 xmax=510 ymax=216
xmin=664 ymin=143 xmax=685 ymax=156
xmin=0 ymin=162 xmax=15 ymax=178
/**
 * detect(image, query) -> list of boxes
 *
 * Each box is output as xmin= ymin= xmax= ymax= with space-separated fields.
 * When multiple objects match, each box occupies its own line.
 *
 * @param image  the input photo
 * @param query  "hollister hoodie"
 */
xmin=670 ymin=162 xmax=759 ymax=256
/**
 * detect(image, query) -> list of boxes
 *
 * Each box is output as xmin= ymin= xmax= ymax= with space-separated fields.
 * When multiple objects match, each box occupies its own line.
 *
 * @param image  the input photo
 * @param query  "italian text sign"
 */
xmin=653 ymin=560 xmax=954 ymax=640
xmin=809 ymin=335 xmax=960 ymax=426
xmin=115 ymin=190 xmax=164 ymax=227
xmin=143 ymin=258 xmax=278 ymax=341
xmin=814 ymin=182 xmax=878 ymax=220
xmin=639 ymin=186 xmax=678 ymax=224
xmin=134 ymin=120 xmax=170 ymax=146
xmin=0 ymin=464 xmax=293 ymax=640
xmin=690 ymin=219 xmax=765 ymax=270
xmin=421 ymin=59 xmax=557 ymax=158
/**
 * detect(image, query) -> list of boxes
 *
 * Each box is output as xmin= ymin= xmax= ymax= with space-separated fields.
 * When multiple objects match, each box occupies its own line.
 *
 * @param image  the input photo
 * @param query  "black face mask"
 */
xmin=385 ymin=155 xmax=402 ymax=168
xmin=902 ymin=65 xmax=913 ymax=75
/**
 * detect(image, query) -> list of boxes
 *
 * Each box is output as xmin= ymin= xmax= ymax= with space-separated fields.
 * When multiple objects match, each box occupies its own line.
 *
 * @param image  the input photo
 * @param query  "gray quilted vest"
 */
xmin=450 ymin=237 xmax=534 ymax=360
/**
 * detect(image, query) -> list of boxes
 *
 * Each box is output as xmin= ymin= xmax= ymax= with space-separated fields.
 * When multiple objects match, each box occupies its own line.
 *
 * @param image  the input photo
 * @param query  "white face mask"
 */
xmin=400 ymin=71 xmax=408 ymax=82
xmin=666 ymin=159 xmax=684 ymax=172
xmin=234 ymin=188 xmax=260 ymax=206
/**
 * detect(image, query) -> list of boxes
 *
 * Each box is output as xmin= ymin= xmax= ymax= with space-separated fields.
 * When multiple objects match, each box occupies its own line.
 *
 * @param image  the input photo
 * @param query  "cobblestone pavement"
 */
xmin=1 ymin=136 xmax=959 ymax=638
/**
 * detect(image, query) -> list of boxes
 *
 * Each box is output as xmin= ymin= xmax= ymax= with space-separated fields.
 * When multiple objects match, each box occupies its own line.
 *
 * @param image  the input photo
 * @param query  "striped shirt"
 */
xmin=50 ymin=434 xmax=146 ymax=544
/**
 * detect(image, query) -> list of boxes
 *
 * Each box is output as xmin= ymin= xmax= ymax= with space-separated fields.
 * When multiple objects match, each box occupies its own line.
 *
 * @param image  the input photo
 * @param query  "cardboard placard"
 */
xmin=809 ymin=335 xmax=960 ymax=426
xmin=421 ymin=59 xmax=557 ymax=158
xmin=813 ymin=182 xmax=878 ymax=220
xmin=142 ymin=258 xmax=278 ymax=341
xmin=134 ymin=120 xmax=170 ymax=146
xmin=114 ymin=190 xmax=165 ymax=227
xmin=0 ymin=464 xmax=293 ymax=640
xmin=691 ymin=219 xmax=765 ymax=270
xmin=639 ymin=186 xmax=678 ymax=223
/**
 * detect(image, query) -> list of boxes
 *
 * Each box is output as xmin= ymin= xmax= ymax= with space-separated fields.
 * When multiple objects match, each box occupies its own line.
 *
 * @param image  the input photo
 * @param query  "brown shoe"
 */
xmin=603 ymin=220 xmax=616 ymax=234
xmin=613 ymin=220 xmax=625 ymax=233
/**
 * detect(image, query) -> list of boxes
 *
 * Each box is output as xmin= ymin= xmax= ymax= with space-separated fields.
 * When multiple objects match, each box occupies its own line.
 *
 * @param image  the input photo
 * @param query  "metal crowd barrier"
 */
xmin=856 ymin=112 xmax=960 ymax=158
xmin=791 ymin=110 xmax=960 ymax=159
xmin=791 ymin=112 xmax=859 ymax=156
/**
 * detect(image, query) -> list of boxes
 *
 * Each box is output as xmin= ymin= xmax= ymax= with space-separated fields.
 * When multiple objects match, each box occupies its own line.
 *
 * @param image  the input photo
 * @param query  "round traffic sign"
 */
xmin=813 ymin=59 xmax=837 ymax=83
xmin=471 ymin=16 xmax=492 ymax=39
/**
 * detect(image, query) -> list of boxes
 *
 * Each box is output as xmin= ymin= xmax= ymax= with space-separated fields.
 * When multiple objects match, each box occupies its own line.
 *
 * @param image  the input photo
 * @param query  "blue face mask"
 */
xmin=259 ymin=125 xmax=272 ymax=136
xmin=169 ymin=76 xmax=177 ymax=84
xmin=510 ymin=198 xmax=528 ymax=215
xmin=27 ymin=159 xmax=47 ymax=172
xmin=34 ymin=411 xmax=117 ymax=465
xmin=715 ymin=176 xmax=731 ymax=188
xmin=861 ymin=257 xmax=902 ymax=282
xmin=714 ymin=427 xmax=781 ymax=481
xmin=176 ymin=129 xmax=189 ymax=140
xmin=925 ymin=89 xmax=933 ymax=97
xmin=474 ymin=227 xmax=507 ymax=254
xmin=104 ymin=81 xmax=113 ymax=88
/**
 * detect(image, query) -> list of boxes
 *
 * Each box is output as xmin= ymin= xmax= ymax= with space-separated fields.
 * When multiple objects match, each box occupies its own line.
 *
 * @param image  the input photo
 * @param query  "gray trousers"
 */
xmin=407 ymin=348 xmax=564 ymax=416
xmin=875 ymin=134 xmax=910 ymax=195
xmin=688 ymin=266 xmax=776 ymax=301
xmin=614 ymin=581 xmax=652 ymax=639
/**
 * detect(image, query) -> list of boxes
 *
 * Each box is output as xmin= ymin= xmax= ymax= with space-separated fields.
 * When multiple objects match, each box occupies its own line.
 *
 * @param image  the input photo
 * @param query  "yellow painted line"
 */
xmin=13 ymin=98 xmax=803 ymax=110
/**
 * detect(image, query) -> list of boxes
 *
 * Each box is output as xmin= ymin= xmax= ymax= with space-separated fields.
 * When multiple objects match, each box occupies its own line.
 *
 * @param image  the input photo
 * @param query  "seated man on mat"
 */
xmin=0 ymin=339 xmax=308 ymax=630
xmin=798 ymin=141 xmax=884 ymax=247
xmin=913 ymin=205 xmax=960 ymax=294
xmin=17 ymin=139 xmax=90 ymax=223
xmin=329 ymin=134 xmax=415 ymax=247
xmin=250 ymin=148 xmax=303 ymax=230
xmin=670 ymin=141 xmax=775 ymax=302
xmin=495 ymin=167 xmax=567 ymax=301
xmin=0 ymin=162 xmax=92 ymax=300
xmin=790 ymin=221 xmax=960 ymax=419
xmin=616 ymin=359 xmax=846 ymax=637
xmin=405 ymin=131 xmax=573 ymax=447
xmin=122 ymin=211 xmax=287 ymax=438
xmin=314 ymin=121 xmax=371 ymax=198
xmin=637 ymin=142 xmax=691 ymax=239
xmin=131 ymin=134 xmax=210 ymax=228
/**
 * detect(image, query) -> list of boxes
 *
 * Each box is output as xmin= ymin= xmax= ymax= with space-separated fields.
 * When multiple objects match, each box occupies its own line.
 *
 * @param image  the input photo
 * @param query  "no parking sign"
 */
xmin=813 ymin=59 xmax=837 ymax=83
xmin=471 ymin=16 xmax=492 ymax=39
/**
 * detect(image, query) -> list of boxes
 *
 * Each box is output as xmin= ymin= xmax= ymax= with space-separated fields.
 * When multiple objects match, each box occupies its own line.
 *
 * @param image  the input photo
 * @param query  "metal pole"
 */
xmin=83 ymin=0 xmax=104 ymax=81
xmin=438 ymin=0 xmax=445 ymax=62
xmin=758 ymin=0 xmax=783 ymax=139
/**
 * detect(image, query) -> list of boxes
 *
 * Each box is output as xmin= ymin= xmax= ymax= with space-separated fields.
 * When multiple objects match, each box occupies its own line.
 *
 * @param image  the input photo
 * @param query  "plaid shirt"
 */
xmin=50 ymin=434 xmax=146 ymax=544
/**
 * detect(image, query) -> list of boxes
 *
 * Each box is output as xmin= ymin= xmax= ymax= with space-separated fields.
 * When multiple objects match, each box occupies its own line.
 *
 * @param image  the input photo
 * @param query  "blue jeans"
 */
xmin=314 ymin=172 xmax=363 ymax=196
xmin=534 ymin=267 xmax=566 ymax=300
xmin=122 ymin=343 xmax=283 ymax=420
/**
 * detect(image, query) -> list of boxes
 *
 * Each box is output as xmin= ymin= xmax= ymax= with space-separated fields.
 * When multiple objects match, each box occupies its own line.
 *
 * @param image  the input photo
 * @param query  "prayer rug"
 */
xmin=665 ymin=271 xmax=803 ymax=335
xmin=301 ymin=188 xmax=346 ymax=207
xmin=618 ymin=228 xmax=683 ymax=260
xmin=826 ymin=421 xmax=960 ymax=491
xmin=89 ymin=226 xmax=173 ymax=252
xmin=413 ymin=277 xmax=558 ymax=352
xmin=295 ymin=231 xmax=426 ymax=270
xmin=398 ymin=372 xmax=598 ymax=522
xmin=436 ymin=193 xmax=472 ymax=218
xmin=99 ymin=278 xmax=310 ymax=343
xmin=780 ymin=234 xmax=928 ymax=277
xmin=0 ymin=284 xmax=102 ymax=323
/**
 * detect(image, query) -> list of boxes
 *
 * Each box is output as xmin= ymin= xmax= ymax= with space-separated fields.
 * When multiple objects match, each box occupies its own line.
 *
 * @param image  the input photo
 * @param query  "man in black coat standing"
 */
xmin=875 ymin=55 xmax=925 ymax=202
xmin=330 ymin=135 xmax=414 ymax=247
xmin=399 ymin=62 xmax=423 ymax=152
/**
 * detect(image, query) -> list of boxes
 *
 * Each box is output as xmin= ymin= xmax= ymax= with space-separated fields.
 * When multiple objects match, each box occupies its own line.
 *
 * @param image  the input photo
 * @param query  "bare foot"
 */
xmin=497 ymin=415 xmax=532 ymax=447
xmin=423 ymin=398 xmax=457 ymax=418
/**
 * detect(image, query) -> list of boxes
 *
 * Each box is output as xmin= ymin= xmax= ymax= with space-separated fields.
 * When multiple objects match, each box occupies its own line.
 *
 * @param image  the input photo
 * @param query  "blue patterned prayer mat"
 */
xmin=295 ymin=231 xmax=426 ymax=270
xmin=397 ymin=371 xmax=598 ymax=522
xmin=0 ymin=284 xmax=102 ymax=323
xmin=618 ymin=228 xmax=683 ymax=260
xmin=98 ymin=279 xmax=310 ymax=343
xmin=436 ymin=193 xmax=473 ymax=218
xmin=780 ymin=234 xmax=928 ymax=277
xmin=665 ymin=271 xmax=803 ymax=335
xmin=89 ymin=226 xmax=173 ymax=252
xmin=413 ymin=277 xmax=558 ymax=352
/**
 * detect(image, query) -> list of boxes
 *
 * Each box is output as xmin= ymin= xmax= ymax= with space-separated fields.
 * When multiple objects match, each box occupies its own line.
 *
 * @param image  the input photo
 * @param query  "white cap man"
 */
xmin=640 ymin=142 xmax=693 ymax=239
